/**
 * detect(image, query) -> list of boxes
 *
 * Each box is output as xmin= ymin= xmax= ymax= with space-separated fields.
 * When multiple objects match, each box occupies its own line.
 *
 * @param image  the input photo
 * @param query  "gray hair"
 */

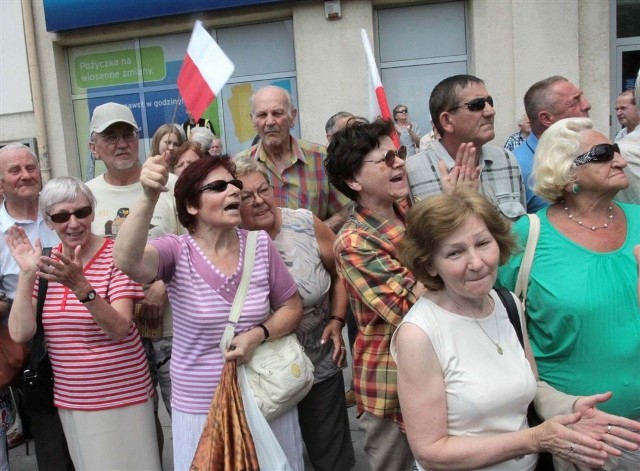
xmin=523 ymin=76 xmax=568 ymax=130
xmin=234 ymin=155 xmax=270 ymax=182
xmin=250 ymin=86 xmax=296 ymax=117
xmin=189 ymin=127 xmax=215 ymax=151
xmin=325 ymin=111 xmax=354 ymax=136
xmin=532 ymin=117 xmax=593 ymax=203
xmin=39 ymin=177 xmax=97 ymax=223
xmin=0 ymin=143 xmax=39 ymax=175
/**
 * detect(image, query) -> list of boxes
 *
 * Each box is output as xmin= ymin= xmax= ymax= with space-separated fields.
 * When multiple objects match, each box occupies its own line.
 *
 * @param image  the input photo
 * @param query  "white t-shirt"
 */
xmin=391 ymin=290 xmax=538 ymax=471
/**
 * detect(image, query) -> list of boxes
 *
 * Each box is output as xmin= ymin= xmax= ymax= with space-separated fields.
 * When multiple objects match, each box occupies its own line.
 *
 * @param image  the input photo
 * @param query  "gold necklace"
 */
xmin=449 ymin=294 xmax=503 ymax=355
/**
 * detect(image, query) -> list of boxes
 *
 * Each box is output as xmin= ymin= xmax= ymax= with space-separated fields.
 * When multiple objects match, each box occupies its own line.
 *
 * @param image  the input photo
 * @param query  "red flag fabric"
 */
xmin=177 ymin=21 xmax=235 ymax=122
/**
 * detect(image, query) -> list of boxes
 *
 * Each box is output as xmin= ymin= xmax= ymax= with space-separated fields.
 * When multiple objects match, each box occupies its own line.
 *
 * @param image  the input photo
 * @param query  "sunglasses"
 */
xmin=363 ymin=146 xmax=408 ymax=167
xmin=198 ymin=179 xmax=244 ymax=193
xmin=574 ymin=143 xmax=620 ymax=166
xmin=48 ymin=206 xmax=93 ymax=223
xmin=448 ymin=96 xmax=494 ymax=112
xmin=395 ymin=109 xmax=408 ymax=114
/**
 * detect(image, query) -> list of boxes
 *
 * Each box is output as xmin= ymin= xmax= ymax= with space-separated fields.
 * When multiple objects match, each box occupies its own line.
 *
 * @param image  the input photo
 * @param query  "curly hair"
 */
xmin=325 ymin=118 xmax=394 ymax=201
xmin=532 ymin=117 xmax=593 ymax=203
xmin=399 ymin=188 xmax=515 ymax=291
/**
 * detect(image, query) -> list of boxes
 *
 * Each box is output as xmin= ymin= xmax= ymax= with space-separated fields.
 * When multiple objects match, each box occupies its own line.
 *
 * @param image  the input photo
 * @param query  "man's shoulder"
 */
xmin=234 ymin=145 xmax=257 ymax=160
xmin=482 ymin=144 xmax=517 ymax=162
xmin=294 ymin=137 xmax=327 ymax=156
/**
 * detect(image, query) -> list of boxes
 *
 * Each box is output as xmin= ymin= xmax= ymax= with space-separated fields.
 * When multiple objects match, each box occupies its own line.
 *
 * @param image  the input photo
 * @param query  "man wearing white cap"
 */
xmin=86 ymin=102 xmax=182 ymax=460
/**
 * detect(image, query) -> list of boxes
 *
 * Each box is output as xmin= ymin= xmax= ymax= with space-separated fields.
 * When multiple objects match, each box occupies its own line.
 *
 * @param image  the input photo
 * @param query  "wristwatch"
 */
xmin=79 ymin=289 xmax=97 ymax=303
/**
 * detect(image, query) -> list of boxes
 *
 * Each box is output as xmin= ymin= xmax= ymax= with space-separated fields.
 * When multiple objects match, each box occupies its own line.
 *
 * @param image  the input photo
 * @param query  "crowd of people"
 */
xmin=0 ymin=70 xmax=639 ymax=471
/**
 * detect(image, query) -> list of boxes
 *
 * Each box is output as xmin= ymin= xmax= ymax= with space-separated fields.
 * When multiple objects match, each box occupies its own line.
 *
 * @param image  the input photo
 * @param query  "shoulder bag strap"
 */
xmin=495 ymin=287 xmax=524 ymax=348
xmin=514 ymin=214 xmax=540 ymax=304
xmin=219 ymin=231 xmax=258 ymax=354
xmin=28 ymin=247 xmax=51 ymax=368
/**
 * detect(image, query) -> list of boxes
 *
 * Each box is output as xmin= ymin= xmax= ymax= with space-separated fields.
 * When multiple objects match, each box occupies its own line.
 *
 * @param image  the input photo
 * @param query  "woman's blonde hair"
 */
xmin=532 ymin=117 xmax=593 ymax=203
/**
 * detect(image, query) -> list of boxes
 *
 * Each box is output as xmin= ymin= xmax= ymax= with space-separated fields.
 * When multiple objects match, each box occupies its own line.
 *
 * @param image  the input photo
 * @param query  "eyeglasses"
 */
xmin=362 ymin=146 xmax=407 ymax=167
xmin=48 ymin=206 xmax=93 ymax=223
xmin=239 ymin=185 xmax=274 ymax=205
xmin=447 ymin=96 xmax=494 ymax=112
xmin=198 ymin=179 xmax=243 ymax=193
xmin=395 ymin=109 xmax=408 ymax=114
xmin=99 ymin=129 xmax=138 ymax=145
xmin=574 ymin=143 xmax=620 ymax=166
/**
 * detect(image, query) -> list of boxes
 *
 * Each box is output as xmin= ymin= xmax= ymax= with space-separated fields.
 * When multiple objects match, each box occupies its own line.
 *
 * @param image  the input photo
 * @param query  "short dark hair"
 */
xmin=429 ymin=75 xmax=485 ymax=136
xmin=620 ymin=89 xmax=636 ymax=106
xmin=174 ymin=155 xmax=236 ymax=233
xmin=325 ymin=118 xmax=394 ymax=201
xmin=400 ymin=188 xmax=516 ymax=291
xmin=523 ymin=76 xmax=568 ymax=129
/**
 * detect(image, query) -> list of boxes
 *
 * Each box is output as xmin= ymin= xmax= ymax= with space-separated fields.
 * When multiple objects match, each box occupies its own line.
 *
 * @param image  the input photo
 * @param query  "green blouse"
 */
xmin=497 ymin=202 xmax=640 ymax=419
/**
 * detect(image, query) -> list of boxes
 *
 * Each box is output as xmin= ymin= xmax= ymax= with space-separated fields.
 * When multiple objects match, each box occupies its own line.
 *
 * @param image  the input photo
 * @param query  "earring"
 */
xmin=571 ymin=184 xmax=580 ymax=194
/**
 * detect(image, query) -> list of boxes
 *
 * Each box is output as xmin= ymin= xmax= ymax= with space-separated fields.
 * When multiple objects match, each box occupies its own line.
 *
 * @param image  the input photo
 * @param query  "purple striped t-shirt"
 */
xmin=148 ymin=229 xmax=297 ymax=413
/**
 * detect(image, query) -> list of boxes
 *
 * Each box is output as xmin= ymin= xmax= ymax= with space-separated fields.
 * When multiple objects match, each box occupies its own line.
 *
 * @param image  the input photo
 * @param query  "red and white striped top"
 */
xmin=35 ymin=239 xmax=151 ymax=411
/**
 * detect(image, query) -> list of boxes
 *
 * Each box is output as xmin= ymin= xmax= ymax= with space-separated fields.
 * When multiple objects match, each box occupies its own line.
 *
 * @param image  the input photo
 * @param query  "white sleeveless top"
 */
xmin=391 ymin=290 xmax=538 ymax=471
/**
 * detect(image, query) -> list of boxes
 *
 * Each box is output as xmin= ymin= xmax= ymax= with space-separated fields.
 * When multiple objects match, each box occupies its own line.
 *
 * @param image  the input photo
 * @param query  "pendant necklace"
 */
xmin=449 ymin=294 xmax=503 ymax=355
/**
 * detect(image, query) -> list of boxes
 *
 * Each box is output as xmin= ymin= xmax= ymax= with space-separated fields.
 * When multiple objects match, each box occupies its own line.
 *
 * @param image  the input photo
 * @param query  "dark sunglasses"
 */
xmin=395 ymin=109 xmax=408 ymax=114
xmin=198 ymin=179 xmax=243 ymax=193
xmin=574 ymin=143 xmax=620 ymax=166
xmin=448 ymin=96 xmax=494 ymax=112
xmin=363 ymin=146 xmax=408 ymax=167
xmin=48 ymin=206 xmax=93 ymax=223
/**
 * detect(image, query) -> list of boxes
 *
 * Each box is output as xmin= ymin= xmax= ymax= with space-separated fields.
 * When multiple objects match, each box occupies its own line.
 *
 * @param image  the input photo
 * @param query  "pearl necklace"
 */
xmin=562 ymin=200 xmax=613 ymax=231
xmin=448 ymin=295 xmax=503 ymax=355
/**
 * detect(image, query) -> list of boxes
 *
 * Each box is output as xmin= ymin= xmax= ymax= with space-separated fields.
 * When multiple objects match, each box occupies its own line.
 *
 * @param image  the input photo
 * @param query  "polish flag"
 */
xmin=177 ymin=21 xmax=234 ymax=122
xmin=361 ymin=29 xmax=399 ymax=146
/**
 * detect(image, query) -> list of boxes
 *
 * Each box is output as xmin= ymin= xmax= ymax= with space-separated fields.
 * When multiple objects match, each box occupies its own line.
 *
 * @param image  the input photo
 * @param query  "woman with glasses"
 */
xmin=393 ymin=104 xmax=421 ymax=157
xmin=234 ymin=156 xmax=356 ymax=471
xmin=7 ymin=177 xmax=160 ymax=470
xmin=497 ymin=117 xmax=640 ymax=470
xmin=112 ymin=155 xmax=304 ymax=470
xmin=325 ymin=118 xmax=425 ymax=471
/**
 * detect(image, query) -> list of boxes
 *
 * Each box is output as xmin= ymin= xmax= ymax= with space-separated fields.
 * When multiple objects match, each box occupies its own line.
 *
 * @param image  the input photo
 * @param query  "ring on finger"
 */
xmin=607 ymin=424 xmax=612 ymax=434
xmin=340 ymin=346 xmax=346 ymax=350
xmin=568 ymin=443 xmax=576 ymax=453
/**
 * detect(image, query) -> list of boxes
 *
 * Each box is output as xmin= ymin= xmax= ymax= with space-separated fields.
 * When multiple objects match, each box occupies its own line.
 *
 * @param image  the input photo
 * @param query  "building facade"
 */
xmin=1 ymin=0 xmax=638 ymax=181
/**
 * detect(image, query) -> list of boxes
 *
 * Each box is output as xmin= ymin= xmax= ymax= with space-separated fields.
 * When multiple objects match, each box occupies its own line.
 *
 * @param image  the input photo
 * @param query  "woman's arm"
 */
xmin=38 ymin=245 xmax=134 ymax=341
xmin=224 ymin=291 xmax=303 ymax=364
xmin=113 ymin=155 xmax=165 ymax=282
xmin=396 ymin=322 xmax=607 ymax=470
xmin=314 ymin=215 xmax=348 ymax=365
xmin=6 ymin=226 xmax=40 ymax=342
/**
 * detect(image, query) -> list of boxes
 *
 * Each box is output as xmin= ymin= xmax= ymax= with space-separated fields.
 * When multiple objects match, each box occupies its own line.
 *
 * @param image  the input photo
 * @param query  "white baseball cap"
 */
xmin=90 ymin=103 xmax=139 ymax=134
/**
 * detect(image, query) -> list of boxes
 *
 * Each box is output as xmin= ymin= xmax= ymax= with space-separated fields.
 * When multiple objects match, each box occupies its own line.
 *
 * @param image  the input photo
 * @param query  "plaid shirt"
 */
xmin=235 ymin=136 xmax=348 ymax=220
xmin=405 ymin=140 xmax=526 ymax=220
xmin=503 ymin=131 xmax=526 ymax=151
xmin=334 ymin=199 xmax=418 ymax=424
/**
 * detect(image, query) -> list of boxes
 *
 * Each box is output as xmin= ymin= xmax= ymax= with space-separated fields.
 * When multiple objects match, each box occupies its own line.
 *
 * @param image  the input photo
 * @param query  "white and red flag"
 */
xmin=360 ymin=29 xmax=399 ymax=146
xmin=177 ymin=21 xmax=234 ymax=122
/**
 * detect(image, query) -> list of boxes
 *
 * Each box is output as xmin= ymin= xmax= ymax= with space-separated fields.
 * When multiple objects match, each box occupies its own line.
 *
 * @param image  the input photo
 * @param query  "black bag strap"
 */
xmin=28 ymin=247 xmax=51 ymax=369
xmin=495 ymin=287 xmax=524 ymax=348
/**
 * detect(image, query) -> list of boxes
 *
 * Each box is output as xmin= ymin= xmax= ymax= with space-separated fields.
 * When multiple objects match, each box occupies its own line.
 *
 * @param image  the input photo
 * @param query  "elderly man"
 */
xmin=235 ymin=86 xmax=348 ymax=231
xmin=503 ymin=114 xmax=530 ymax=151
xmin=615 ymin=89 xmax=640 ymax=142
xmin=514 ymin=76 xmax=592 ymax=212
xmin=618 ymin=76 xmax=640 ymax=203
xmin=208 ymin=136 xmax=223 ymax=157
xmin=85 ymin=103 xmax=182 ymax=460
xmin=405 ymin=74 xmax=526 ymax=220
xmin=0 ymin=143 xmax=74 ymax=471
xmin=325 ymin=111 xmax=354 ymax=142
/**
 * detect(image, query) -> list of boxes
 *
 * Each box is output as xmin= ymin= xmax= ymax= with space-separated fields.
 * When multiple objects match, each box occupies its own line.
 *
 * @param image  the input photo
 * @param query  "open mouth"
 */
xmin=390 ymin=174 xmax=404 ymax=183
xmin=224 ymin=202 xmax=240 ymax=211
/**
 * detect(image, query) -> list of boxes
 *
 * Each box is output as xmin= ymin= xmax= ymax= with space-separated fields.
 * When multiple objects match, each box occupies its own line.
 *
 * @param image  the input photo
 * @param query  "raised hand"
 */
xmin=38 ymin=245 xmax=89 ymax=294
xmin=141 ymin=154 xmax=170 ymax=196
xmin=5 ymin=226 xmax=41 ymax=274
xmin=438 ymin=142 xmax=480 ymax=194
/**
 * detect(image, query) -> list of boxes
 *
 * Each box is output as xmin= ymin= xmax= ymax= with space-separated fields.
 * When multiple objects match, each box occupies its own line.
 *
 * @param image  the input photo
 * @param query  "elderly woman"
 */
xmin=393 ymin=104 xmax=421 ymax=156
xmin=168 ymin=141 xmax=205 ymax=177
xmin=325 ymin=118 xmax=423 ymax=471
xmin=150 ymin=123 xmax=184 ymax=162
xmin=392 ymin=188 xmax=640 ymax=471
xmin=113 ymin=155 xmax=304 ymax=470
xmin=234 ymin=156 xmax=356 ymax=471
xmin=7 ymin=177 xmax=159 ymax=470
xmin=497 ymin=117 xmax=640 ymax=469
